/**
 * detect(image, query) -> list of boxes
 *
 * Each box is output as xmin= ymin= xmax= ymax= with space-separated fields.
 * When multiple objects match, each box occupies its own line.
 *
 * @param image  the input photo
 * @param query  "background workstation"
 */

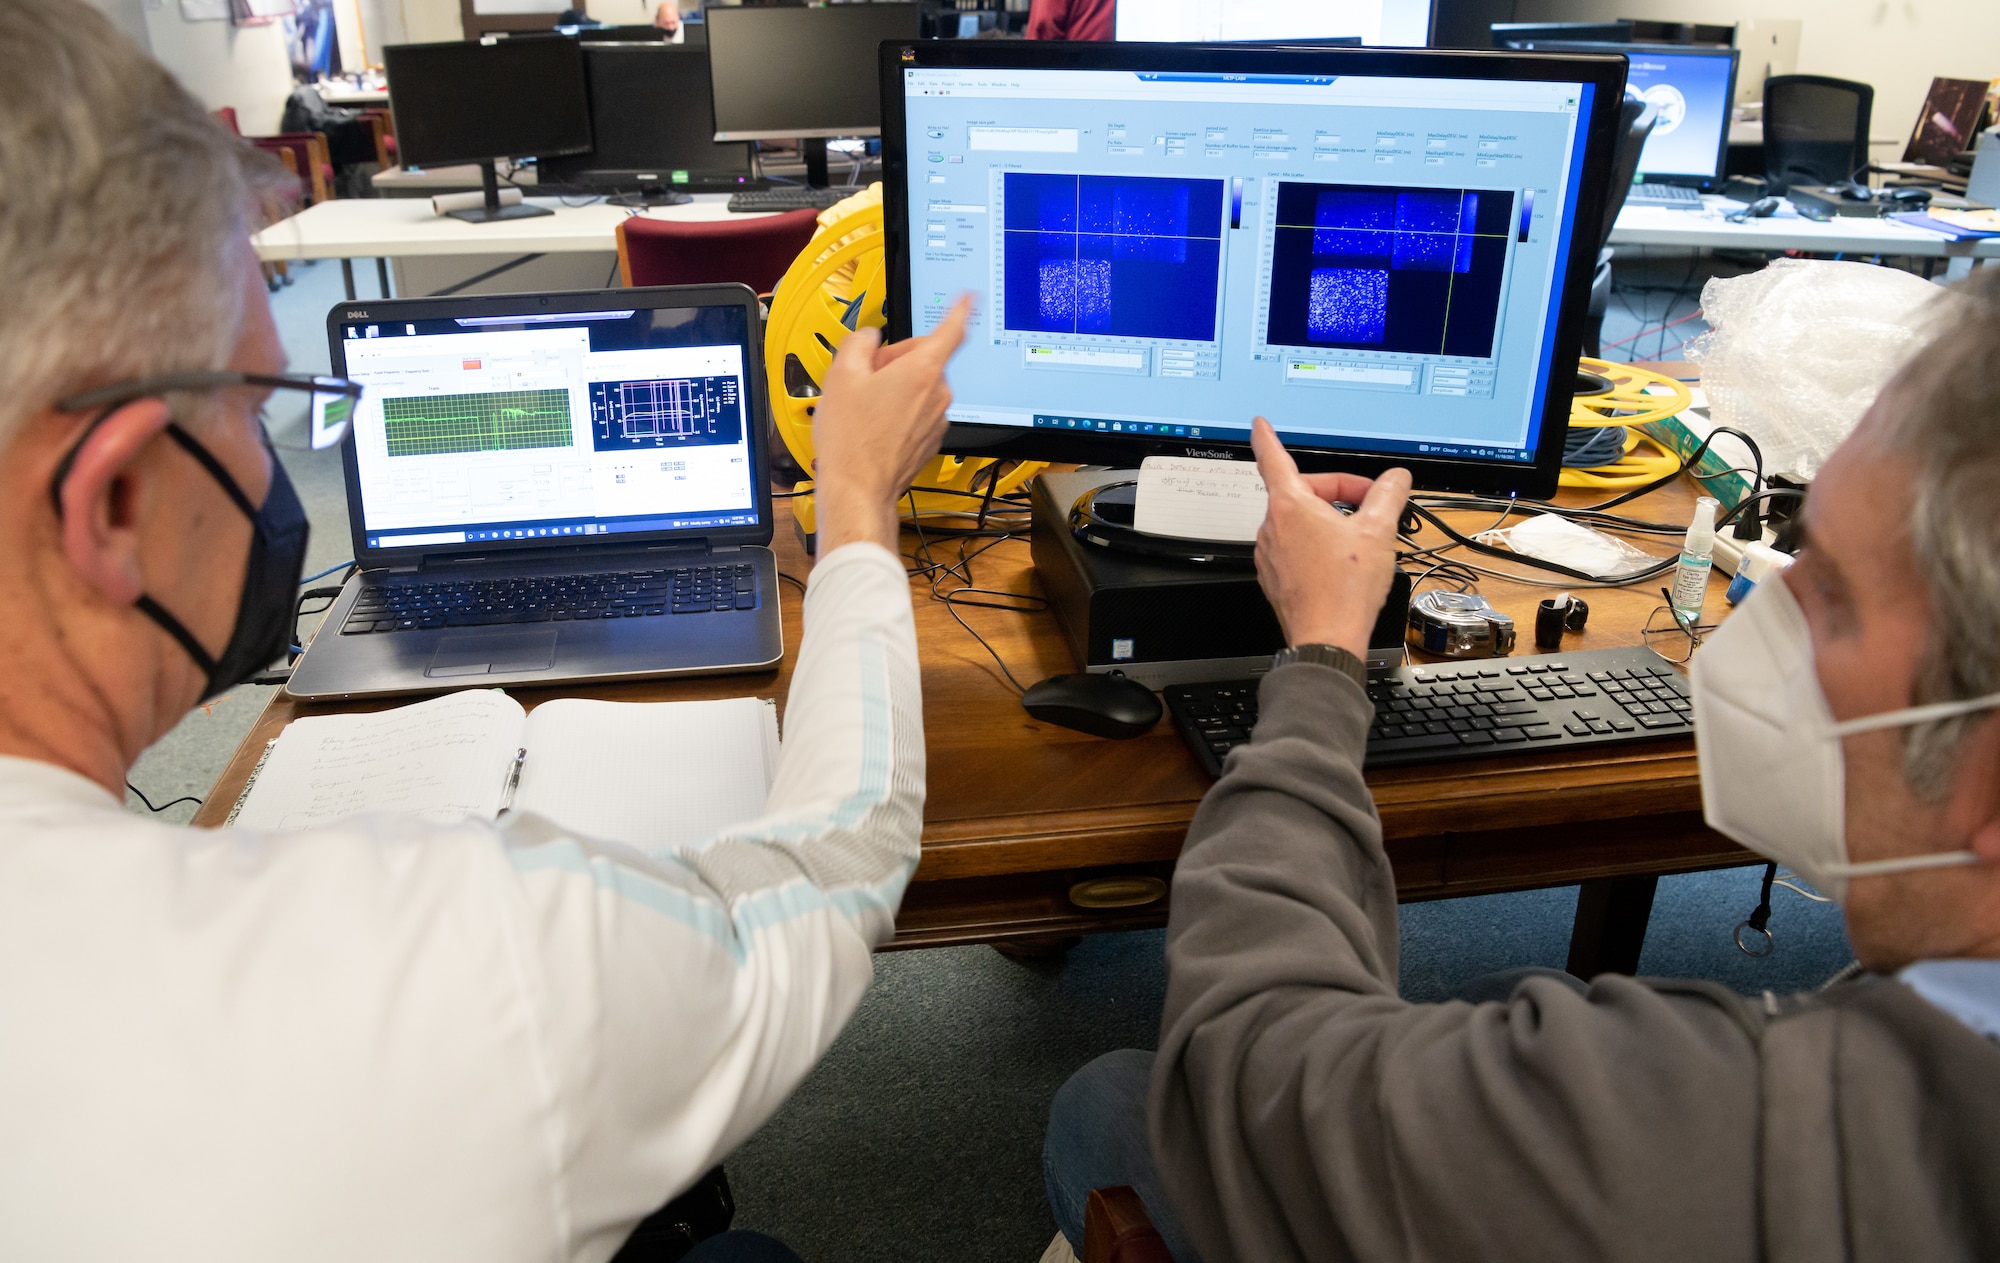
xmin=99 ymin=1 xmax=1994 ymax=1259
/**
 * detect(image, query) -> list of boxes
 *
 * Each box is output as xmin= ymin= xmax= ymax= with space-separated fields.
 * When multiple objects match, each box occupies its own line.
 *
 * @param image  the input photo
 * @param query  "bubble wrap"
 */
xmin=1683 ymin=259 xmax=1944 ymax=481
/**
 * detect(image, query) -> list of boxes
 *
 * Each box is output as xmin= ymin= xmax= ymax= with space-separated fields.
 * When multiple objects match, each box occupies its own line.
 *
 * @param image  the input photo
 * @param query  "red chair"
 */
xmin=615 ymin=207 xmax=821 ymax=295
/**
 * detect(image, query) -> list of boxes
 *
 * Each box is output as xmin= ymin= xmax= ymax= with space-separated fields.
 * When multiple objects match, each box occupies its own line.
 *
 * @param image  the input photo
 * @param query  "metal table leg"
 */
xmin=340 ymin=258 xmax=356 ymax=300
xmin=376 ymin=257 xmax=391 ymax=299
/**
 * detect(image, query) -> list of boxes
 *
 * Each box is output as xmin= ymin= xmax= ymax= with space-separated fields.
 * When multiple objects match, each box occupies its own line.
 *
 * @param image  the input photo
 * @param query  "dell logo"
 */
xmin=349 ymin=310 xmax=369 ymax=317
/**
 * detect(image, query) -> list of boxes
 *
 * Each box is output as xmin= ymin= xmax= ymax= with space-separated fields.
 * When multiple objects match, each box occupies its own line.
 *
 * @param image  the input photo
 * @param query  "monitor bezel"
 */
xmin=1515 ymin=41 xmax=1739 ymax=186
xmin=328 ymin=284 xmax=776 ymax=568
xmin=705 ymin=3 xmax=920 ymax=142
xmin=383 ymin=38 xmax=594 ymax=169
xmin=879 ymin=40 xmax=1629 ymax=499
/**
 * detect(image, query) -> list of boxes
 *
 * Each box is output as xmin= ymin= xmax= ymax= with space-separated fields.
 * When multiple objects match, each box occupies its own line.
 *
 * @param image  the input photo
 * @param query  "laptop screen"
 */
xmin=333 ymin=302 xmax=761 ymax=551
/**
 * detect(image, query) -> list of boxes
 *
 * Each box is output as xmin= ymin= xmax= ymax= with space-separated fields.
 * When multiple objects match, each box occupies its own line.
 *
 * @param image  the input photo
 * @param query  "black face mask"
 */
xmin=53 ymin=420 xmax=310 ymax=700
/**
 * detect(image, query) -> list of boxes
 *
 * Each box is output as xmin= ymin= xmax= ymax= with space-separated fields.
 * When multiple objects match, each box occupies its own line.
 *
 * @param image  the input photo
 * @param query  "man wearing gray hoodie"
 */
xmin=1044 ymin=268 xmax=2000 ymax=1263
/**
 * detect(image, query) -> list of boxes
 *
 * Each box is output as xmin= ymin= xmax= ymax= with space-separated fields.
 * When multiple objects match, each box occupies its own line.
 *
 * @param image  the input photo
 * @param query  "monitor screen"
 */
xmin=705 ymin=3 xmax=921 ymax=140
xmin=384 ymin=38 xmax=593 ymax=169
xmin=1490 ymin=21 xmax=1632 ymax=47
xmin=1520 ymin=43 xmax=1737 ymax=181
xmin=330 ymin=297 xmax=766 ymax=556
xmin=539 ymin=45 xmax=754 ymax=189
xmin=1116 ymin=0 xmax=1431 ymax=48
xmin=881 ymin=42 xmax=1624 ymax=497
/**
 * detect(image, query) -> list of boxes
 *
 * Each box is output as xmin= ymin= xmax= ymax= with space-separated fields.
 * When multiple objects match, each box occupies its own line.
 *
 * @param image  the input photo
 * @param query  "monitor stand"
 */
xmin=609 ymin=185 xmax=694 ymax=208
xmin=446 ymin=160 xmax=555 ymax=224
xmin=801 ymin=138 xmax=830 ymax=189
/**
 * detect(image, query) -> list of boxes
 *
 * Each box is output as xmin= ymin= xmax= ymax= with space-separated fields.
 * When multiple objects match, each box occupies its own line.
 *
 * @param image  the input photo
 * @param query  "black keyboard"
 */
xmin=726 ymin=186 xmax=851 ymax=213
xmin=338 ymin=565 xmax=758 ymax=635
xmin=1164 ymin=646 xmax=1694 ymax=777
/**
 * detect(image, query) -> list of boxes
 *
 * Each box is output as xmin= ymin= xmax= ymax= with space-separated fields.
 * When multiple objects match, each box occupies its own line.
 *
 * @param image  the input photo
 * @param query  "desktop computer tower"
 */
xmin=1030 ymin=470 xmax=1409 ymax=690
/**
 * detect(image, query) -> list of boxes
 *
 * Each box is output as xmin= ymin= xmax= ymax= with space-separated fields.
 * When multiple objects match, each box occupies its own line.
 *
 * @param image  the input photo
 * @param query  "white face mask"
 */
xmin=1690 ymin=576 xmax=2000 ymax=904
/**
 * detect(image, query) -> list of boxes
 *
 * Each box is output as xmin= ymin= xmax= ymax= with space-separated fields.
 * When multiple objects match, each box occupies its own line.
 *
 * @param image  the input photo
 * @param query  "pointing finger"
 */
xmin=1353 ymin=467 xmax=1413 ymax=535
xmin=1250 ymin=417 xmax=1304 ymax=497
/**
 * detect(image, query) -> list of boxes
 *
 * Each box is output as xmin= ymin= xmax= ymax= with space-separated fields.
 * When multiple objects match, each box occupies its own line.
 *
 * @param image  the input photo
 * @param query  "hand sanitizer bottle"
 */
xmin=1670 ymin=496 xmax=1720 ymax=621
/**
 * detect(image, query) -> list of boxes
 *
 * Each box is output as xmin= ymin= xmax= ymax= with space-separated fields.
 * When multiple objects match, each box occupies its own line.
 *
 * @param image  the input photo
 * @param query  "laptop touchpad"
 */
xmin=426 ymin=629 xmax=559 ymax=678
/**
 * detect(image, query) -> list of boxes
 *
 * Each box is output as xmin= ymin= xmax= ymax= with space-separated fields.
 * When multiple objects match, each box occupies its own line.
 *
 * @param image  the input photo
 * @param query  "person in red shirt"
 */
xmin=1027 ymin=0 xmax=1115 ymax=40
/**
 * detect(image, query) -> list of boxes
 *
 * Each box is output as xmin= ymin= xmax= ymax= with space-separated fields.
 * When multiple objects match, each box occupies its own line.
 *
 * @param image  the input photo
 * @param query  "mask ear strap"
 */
xmin=1831 ymin=692 xmax=2000 ymax=737
xmin=161 ymin=423 xmax=259 ymax=518
xmin=47 ymin=406 xmax=121 ymax=518
xmin=133 ymin=594 xmax=221 ymax=681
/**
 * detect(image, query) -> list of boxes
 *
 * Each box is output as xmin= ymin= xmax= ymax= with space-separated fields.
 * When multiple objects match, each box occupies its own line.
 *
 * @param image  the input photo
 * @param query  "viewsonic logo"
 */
xmin=1183 ymin=447 xmax=1239 ymax=460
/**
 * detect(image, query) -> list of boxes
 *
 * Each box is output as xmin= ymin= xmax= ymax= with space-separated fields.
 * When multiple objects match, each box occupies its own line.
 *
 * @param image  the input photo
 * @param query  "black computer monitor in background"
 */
xmin=705 ymin=2 xmax=921 ymax=186
xmin=1519 ymin=42 xmax=1738 ymax=186
xmin=1490 ymin=20 xmax=1633 ymax=47
xmin=539 ymin=44 xmax=755 ymax=204
xmin=384 ymin=38 xmax=592 ymax=222
xmin=881 ymin=39 xmax=1627 ymax=500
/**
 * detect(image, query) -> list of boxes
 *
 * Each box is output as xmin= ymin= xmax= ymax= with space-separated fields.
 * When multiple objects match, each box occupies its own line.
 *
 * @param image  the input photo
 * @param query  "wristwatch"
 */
xmin=1270 ymin=643 xmax=1368 ymax=690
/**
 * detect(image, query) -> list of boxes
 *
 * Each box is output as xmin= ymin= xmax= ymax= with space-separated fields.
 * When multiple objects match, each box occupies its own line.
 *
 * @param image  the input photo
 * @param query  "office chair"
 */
xmin=616 ymin=207 xmax=822 ymax=295
xmin=1763 ymin=74 xmax=1873 ymax=194
xmin=1585 ymin=99 xmax=1657 ymax=357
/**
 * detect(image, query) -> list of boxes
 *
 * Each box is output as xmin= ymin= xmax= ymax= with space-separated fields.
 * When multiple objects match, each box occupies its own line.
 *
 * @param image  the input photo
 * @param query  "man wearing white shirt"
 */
xmin=0 ymin=2 xmax=966 ymax=1259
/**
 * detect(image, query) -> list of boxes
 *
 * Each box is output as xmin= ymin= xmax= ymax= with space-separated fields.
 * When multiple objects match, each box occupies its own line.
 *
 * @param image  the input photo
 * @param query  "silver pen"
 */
xmin=500 ymin=747 xmax=527 ymax=813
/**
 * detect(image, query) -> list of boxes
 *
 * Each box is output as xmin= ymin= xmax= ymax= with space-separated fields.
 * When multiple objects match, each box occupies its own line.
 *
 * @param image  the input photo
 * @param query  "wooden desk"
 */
xmin=193 ymin=475 xmax=1747 ymax=976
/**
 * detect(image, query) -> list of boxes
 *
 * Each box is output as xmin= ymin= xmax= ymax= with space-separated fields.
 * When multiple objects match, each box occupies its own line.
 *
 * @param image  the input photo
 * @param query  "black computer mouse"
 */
xmin=1886 ymin=186 xmax=1933 ymax=206
xmin=1833 ymin=181 xmax=1875 ymax=201
xmin=1727 ymin=196 xmax=1781 ymax=222
xmin=1021 ymin=672 xmax=1162 ymax=740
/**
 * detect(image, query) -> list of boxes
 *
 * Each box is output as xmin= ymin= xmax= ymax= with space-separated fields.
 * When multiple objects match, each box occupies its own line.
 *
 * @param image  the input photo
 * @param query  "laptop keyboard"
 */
xmin=1626 ymin=183 xmax=1704 ymax=206
xmin=339 ymin=564 xmax=759 ymax=634
xmin=1164 ymin=646 xmax=1693 ymax=776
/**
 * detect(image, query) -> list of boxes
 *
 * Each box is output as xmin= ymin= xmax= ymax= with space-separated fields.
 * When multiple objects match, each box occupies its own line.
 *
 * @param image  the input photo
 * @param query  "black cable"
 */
xmin=1401 ymin=500 xmax=1679 ymax=584
xmin=1734 ymin=862 xmax=1779 ymax=957
xmin=1716 ymin=487 xmax=1806 ymax=533
xmin=127 ymin=781 xmax=202 ymax=813
xmin=903 ymin=491 xmax=1041 ymax=695
xmin=1575 ymin=425 xmax=1764 ymax=515
xmin=777 ymin=572 xmax=807 ymax=593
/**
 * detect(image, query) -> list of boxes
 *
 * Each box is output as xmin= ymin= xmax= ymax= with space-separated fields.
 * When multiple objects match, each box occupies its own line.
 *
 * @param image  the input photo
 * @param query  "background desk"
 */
xmin=251 ymin=194 xmax=777 ymax=299
xmin=1610 ymin=196 xmax=2000 ymax=274
xmin=192 ymin=476 xmax=1747 ymax=978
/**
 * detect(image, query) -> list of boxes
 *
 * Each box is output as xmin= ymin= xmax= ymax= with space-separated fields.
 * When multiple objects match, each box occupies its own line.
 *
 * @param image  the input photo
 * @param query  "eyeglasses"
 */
xmin=57 ymin=371 xmax=363 ymax=451
xmin=1642 ymin=593 xmax=1720 ymax=664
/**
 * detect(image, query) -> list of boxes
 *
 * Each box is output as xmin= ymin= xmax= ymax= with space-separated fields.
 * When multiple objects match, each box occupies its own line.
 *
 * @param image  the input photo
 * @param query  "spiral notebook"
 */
xmin=228 ymin=688 xmax=780 ymax=849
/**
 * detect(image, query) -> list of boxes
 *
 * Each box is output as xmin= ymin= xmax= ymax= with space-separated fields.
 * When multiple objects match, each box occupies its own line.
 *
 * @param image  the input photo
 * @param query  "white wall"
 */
xmin=1525 ymin=0 xmax=1999 ymax=150
xmin=79 ymin=0 xmax=153 ymax=50
xmin=138 ymin=3 xmax=298 ymax=133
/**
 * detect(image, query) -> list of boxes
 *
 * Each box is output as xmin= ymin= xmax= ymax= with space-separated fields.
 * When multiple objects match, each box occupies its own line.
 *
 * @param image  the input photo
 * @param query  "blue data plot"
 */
xmin=1003 ymin=173 xmax=1225 ymax=342
xmin=1308 ymin=268 xmax=1390 ymax=343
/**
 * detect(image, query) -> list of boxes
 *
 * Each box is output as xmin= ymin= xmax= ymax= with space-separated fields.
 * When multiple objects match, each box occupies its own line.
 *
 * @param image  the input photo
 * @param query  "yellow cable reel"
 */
xmin=1557 ymin=356 xmax=1695 ymax=489
xmin=763 ymin=184 xmax=1045 ymax=542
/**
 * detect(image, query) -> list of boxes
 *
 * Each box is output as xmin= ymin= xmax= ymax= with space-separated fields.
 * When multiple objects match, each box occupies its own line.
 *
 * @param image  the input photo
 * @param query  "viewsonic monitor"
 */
xmin=1491 ymin=21 xmax=1632 ymax=47
xmin=880 ymin=40 xmax=1626 ymax=499
xmin=1115 ymin=0 xmax=1431 ymax=48
xmin=1517 ymin=42 xmax=1737 ymax=184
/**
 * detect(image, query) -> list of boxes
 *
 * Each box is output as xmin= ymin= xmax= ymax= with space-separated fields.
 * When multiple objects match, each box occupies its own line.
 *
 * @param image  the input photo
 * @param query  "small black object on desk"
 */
xmin=1022 ymin=672 xmax=1163 ymax=740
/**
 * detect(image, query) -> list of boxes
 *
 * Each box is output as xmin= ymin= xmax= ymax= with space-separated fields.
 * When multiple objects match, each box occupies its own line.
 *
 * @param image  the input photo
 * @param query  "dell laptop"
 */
xmin=288 ymin=284 xmax=783 ymax=701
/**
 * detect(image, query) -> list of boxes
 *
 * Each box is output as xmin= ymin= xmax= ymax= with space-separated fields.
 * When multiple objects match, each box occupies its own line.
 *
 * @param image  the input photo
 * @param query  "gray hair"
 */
xmin=1876 ymin=266 xmax=2000 ymax=801
xmin=0 ymin=0 xmax=288 ymax=446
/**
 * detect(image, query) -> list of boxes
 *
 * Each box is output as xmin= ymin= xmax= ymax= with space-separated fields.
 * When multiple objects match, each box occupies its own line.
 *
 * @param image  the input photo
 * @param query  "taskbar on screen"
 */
xmin=367 ymin=509 xmax=760 ymax=551
xmin=1026 ymin=414 xmax=1534 ymax=464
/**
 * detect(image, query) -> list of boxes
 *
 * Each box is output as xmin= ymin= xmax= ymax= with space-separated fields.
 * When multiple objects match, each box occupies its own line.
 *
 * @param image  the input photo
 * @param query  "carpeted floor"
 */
xmin=120 ymin=254 xmax=1854 ymax=1263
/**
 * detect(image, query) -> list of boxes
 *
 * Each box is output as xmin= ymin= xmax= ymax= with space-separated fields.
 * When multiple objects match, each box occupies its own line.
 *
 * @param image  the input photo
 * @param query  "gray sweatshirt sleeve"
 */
xmin=1149 ymin=661 xmax=1767 ymax=1263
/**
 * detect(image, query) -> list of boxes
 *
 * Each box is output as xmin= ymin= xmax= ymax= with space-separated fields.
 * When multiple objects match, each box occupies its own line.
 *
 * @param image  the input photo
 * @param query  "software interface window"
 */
xmin=904 ymin=68 xmax=1592 ymax=461
xmin=1623 ymin=51 xmax=1732 ymax=178
xmin=342 ymin=321 xmax=755 ymax=549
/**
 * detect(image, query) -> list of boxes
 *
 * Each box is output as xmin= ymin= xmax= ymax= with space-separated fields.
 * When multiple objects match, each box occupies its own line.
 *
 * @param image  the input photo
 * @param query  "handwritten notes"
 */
xmin=230 ymin=689 xmax=524 ymax=832
xmin=1133 ymin=456 xmax=1267 ymax=543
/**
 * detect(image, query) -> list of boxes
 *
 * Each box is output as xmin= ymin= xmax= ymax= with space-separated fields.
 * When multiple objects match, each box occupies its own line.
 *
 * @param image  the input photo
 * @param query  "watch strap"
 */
xmin=1271 ymin=643 xmax=1368 ymax=690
